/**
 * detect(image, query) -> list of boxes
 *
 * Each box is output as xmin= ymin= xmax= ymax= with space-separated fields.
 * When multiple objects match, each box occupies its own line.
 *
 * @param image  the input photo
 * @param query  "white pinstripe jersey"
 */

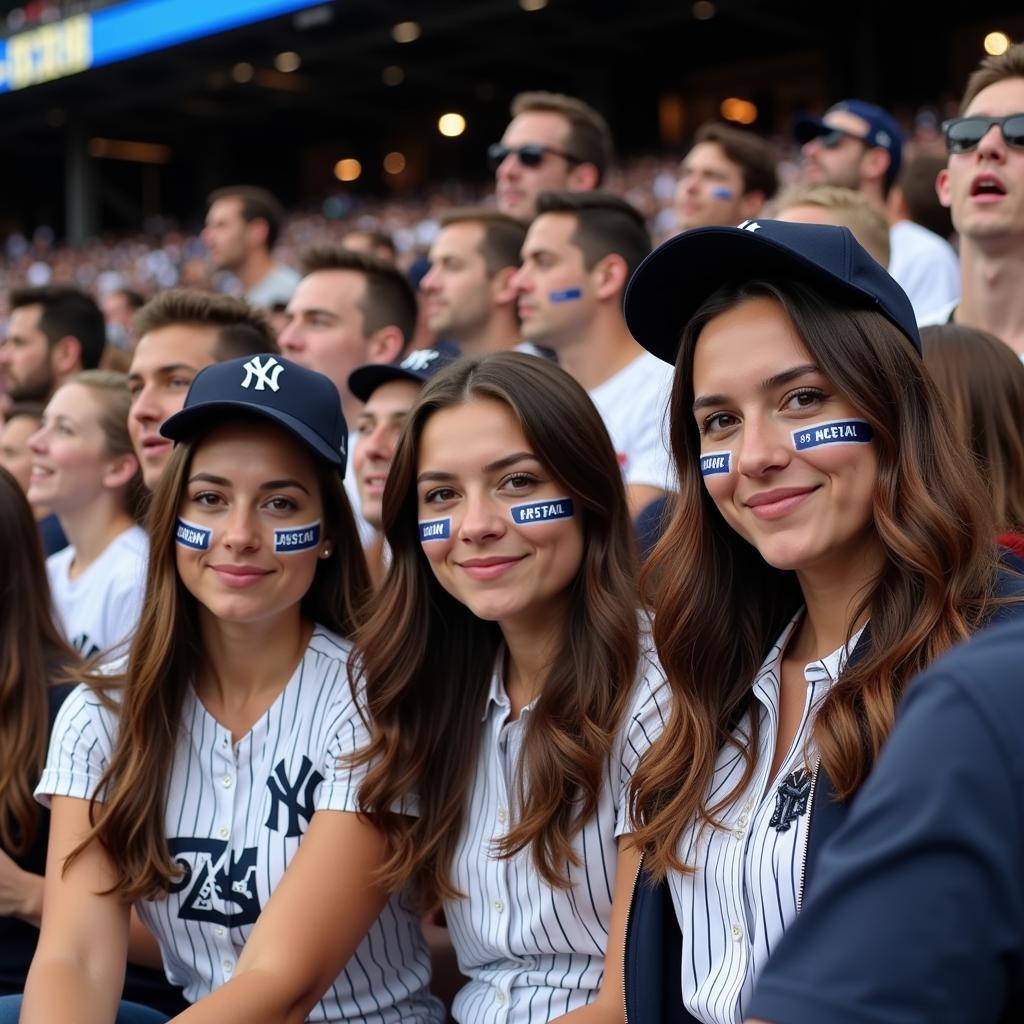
xmin=667 ymin=612 xmax=861 ymax=1024
xmin=37 ymin=626 xmax=444 ymax=1023
xmin=444 ymin=646 xmax=669 ymax=1024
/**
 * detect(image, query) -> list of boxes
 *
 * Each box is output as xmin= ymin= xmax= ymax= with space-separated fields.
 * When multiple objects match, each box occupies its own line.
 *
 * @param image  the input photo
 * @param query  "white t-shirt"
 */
xmin=888 ymin=221 xmax=960 ymax=323
xmin=37 ymin=626 xmax=444 ymax=1023
xmin=588 ymin=351 xmax=674 ymax=491
xmin=244 ymin=263 xmax=301 ymax=310
xmin=46 ymin=524 xmax=148 ymax=659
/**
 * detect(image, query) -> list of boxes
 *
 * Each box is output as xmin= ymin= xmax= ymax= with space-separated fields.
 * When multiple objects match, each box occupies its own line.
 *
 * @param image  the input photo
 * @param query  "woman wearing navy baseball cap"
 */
xmin=570 ymin=220 xmax=1024 ymax=1024
xmin=346 ymin=351 xmax=667 ymax=1023
xmin=15 ymin=355 xmax=445 ymax=1023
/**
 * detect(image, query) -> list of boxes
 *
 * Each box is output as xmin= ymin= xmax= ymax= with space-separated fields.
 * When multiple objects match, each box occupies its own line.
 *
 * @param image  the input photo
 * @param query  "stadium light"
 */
xmin=231 ymin=62 xmax=255 ymax=83
xmin=383 ymin=152 xmax=407 ymax=174
xmin=692 ymin=1 xmax=716 ymax=19
xmin=984 ymin=32 xmax=1011 ymax=56
xmin=334 ymin=158 xmax=362 ymax=182
xmin=382 ymin=65 xmax=405 ymax=86
xmin=391 ymin=21 xmax=421 ymax=43
xmin=720 ymin=97 xmax=757 ymax=125
xmin=274 ymin=51 xmax=301 ymax=72
xmin=438 ymin=113 xmax=466 ymax=137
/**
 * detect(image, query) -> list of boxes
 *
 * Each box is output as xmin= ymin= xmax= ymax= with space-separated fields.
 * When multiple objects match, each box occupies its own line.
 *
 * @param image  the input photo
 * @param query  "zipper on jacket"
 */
xmin=796 ymin=757 xmax=820 ymax=913
xmin=621 ymin=850 xmax=645 ymax=1024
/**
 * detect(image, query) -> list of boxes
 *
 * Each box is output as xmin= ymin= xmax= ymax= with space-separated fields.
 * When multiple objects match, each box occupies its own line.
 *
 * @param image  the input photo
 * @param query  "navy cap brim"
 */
xmin=794 ymin=113 xmax=829 ymax=144
xmin=160 ymin=399 xmax=345 ymax=468
xmin=347 ymin=364 xmax=424 ymax=404
xmin=623 ymin=225 xmax=919 ymax=365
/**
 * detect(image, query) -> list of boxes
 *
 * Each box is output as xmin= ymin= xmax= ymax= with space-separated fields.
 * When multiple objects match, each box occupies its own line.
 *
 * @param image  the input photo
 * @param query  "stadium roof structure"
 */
xmin=0 ymin=0 xmax=1021 ymax=239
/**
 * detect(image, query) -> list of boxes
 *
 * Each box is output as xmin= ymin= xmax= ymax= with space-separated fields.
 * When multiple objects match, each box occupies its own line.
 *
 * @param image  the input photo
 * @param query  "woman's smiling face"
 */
xmin=691 ymin=295 xmax=879 ymax=573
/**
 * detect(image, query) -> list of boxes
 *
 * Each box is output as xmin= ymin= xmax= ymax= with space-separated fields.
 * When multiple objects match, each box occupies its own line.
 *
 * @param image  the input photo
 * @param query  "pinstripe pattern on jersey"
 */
xmin=444 ymin=648 xmax=670 ymax=1024
xmin=37 ymin=626 xmax=444 ymax=1023
xmin=667 ymin=613 xmax=862 ymax=1024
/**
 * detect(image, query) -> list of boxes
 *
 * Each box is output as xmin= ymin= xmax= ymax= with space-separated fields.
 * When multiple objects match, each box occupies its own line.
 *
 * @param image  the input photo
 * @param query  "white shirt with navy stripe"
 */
xmin=668 ymin=612 xmax=861 ymax=1024
xmin=444 ymin=646 xmax=669 ymax=1023
xmin=37 ymin=626 xmax=444 ymax=1023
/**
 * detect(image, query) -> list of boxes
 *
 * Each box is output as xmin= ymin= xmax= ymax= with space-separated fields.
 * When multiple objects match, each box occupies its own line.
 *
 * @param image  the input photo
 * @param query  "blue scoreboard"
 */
xmin=0 ymin=0 xmax=325 ymax=93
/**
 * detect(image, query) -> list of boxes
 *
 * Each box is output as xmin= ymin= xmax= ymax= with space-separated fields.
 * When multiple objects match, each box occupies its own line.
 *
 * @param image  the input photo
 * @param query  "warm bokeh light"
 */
xmin=692 ymin=1 xmax=716 ymax=19
xmin=391 ymin=21 xmax=421 ymax=43
xmin=274 ymin=51 xmax=301 ymax=73
xmin=438 ymin=112 xmax=467 ymax=137
xmin=334 ymin=158 xmax=362 ymax=182
xmin=519 ymin=0 xmax=548 ymax=10
xmin=984 ymin=31 xmax=1011 ymax=56
xmin=720 ymin=97 xmax=758 ymax=125
xmin=231 ymin=62 xmax=254 ymax=83
xmin=383 ymin=151 xmax=407 ymax=174
xmin=382 ymin=65 xmax=405 ymax=86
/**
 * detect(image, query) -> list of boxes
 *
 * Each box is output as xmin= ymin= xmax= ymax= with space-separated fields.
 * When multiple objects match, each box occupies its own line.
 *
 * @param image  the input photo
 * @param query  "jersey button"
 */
xmin=214 ymin=926 xmax=225 ymax=937
xmin=222 ymin=959 xmax=234 ymax=972
xmin=218 ymin=827 xmax=229 ymax=839
xmin=731 ymin=923 xmax=743 ymax=941
xmin=495 ymin=990 xmax=506 ymax=1005
xmin=493 ymin=899 xmax=505 ymax=914
xmin=497 ymin=807 xmax=508 ymax=823
xmin=222 ymin=774 xmax=233 ymax=788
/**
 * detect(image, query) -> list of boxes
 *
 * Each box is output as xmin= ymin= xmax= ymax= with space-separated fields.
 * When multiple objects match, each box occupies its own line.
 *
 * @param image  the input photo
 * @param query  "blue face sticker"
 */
xmin=176 ymin=518 xmax=211 ymax=551
xmin=419 ymin=517 xmax=451 ymax=542
xmin=510 ymin=498 xmax=574 ymax=525
xmin=273 ymin=521 xmax=321 ymax=553
xmin=710 ymin=186 xmax=735 ymax=200
xmin=549 ymin=288 xmax=582 ymax=303
xmin=700 ymin=451 xmax=732 ymax=476
xmin=792 ymin=419 xmax=874 ymax=452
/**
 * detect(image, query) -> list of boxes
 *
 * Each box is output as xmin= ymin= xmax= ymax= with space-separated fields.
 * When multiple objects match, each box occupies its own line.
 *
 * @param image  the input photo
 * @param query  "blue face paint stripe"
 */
xmin=509 ymin=498 xmax=574 ymax=525
xmin=792 ymin=419 xmax=874 ymax=452
xmin=549 ymin=288 xmax=582 ymax=303
xmin=273 ymin=521 xmax=321 ymax=552
xmin=176 ymin=518 xmax=211 ymax=550
xmin=419 ymin=517 xmax=451 ymax=542
xmin=700 ymin=450 xmax=732 ymax=476
xmin=710 ymin=186 xmax=735 ymax=200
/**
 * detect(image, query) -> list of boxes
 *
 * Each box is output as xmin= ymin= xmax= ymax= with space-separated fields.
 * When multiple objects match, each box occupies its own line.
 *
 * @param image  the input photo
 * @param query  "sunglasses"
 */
xmin=487 ymin=142 xmax=583 ymax=171
xmin=814 ymin=127 xmax=872 ymax=149
xmin=942 ymin=114 xmax=1024 ymax=154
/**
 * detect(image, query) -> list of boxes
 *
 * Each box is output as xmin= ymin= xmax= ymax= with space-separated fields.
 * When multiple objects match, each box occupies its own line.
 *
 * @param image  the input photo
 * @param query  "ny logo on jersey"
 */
xmin=400 ymin=349 xmax=440 ymax=372
xmin=71 ymin=634 xmax=100 ymax=658
xmin=240 ymin=355 xmax=284 ymax=392
xmin=737 ymin=219 xmax=762 ymax=232
xmin=265 ymin=756 xmax=323 ymax=838
xmin=769 ymin=767 xmax=812 ymax=833
xmin=169 ymin=838 xmax=260 ymax=926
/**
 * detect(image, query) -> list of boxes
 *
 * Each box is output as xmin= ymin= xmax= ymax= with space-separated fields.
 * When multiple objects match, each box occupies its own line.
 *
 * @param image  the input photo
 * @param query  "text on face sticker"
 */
xmin=792 ymin=419 xmax=874 ymax=451
xmin=700 ymin=451 xmax=731 ymax=476
xmin=510 ymin=498 xmax=574 ymax=524
xmin=419 ymin=518 xmax=451 ymax=542
xmin=176 ymin=518 xmax=211 ymax=550
xmin=273 ymin=522 xmax=321 ymax=552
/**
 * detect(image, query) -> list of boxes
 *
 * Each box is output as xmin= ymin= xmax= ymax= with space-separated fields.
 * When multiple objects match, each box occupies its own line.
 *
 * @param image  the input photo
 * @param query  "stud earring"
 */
xmin=320 ymin=547 xmax=331 ymax=559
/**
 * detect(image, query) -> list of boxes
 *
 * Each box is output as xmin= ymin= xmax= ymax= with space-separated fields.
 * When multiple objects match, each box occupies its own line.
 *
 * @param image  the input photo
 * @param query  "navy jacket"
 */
xmin=623 ymin=566 xmax=1024 ymax=1023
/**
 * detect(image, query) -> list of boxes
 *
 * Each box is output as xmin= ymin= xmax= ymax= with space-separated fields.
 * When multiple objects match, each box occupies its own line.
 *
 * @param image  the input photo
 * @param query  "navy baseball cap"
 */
xmin=161 ymin=354 xmax=349 ymax=474
xmin=347 ymin=342 xmax=462 ymax=404
xmin=623 ymin=219 xmax=921 ymax=365
xmin=795 ymin=100 xmax=904 ymax=178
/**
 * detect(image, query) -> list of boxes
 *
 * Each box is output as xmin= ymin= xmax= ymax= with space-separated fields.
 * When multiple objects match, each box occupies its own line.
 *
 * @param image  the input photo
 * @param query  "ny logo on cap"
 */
xmin=401 ymin=349 xmax=440 ymax=372
xmin=241 ymin=355 xmax=284 ymax=392
xmin=738 ymin=220 xmax=762 ymax=232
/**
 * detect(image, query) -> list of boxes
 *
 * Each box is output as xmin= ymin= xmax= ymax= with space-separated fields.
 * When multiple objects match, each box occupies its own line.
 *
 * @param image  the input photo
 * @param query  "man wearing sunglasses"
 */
xmin=924 ymin=43 xmax=1024 ymax=358
xmin=490 ymin=91 xmax=612 ymax=221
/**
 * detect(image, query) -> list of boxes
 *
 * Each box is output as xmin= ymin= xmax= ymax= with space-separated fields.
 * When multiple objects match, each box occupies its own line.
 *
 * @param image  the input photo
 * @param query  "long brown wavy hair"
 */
xmin=922 ymin=323 xmax=1024 ymax=533
xmin=631 ymin=279 xmax=1005 ymax=879
xmin=67 ymin=415 xmax=371 ymax=900
xmin=348 ymin=352 xmax=640 ymax=911
xmin=0 ymin=468 xmax=80 ymax=856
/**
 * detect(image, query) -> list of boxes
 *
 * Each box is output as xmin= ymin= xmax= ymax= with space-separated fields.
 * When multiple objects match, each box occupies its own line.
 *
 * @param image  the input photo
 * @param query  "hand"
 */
xmin=0 ymin=848 xmax=43 ymax=926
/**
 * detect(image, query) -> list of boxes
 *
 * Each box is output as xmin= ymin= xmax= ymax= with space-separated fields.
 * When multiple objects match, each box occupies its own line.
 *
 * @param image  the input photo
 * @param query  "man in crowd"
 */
xmin=420 ymin=208 xmax=528 ymax=356
xmin=342 ymin=229 xmax=398 ymax=263
xmin=202 ymin=185 xmax=300 ymax=310
xmin=100 ymin=286 xmax=146 ymax=352
xmin=492 ymin=90 xmax=612 ymax=221
xmin=674 ymin=121 xmax=778 ymax=232
xmin=127 ymin=290 xmax=278 ymax=490
xmin=512 ymin=190 xmax=673 ymax=516
xmin=924 ymin=42 xmax=1024 ymax=356
xmin=0 ymin=285 xmax=105 ymax=402
xmin=795 ymin=98 xmax=953 ymax=318
xmin=278 ymin=245 xmax=418 ymax=540
xmin=347 ymin=344 xmax=461 ymax=582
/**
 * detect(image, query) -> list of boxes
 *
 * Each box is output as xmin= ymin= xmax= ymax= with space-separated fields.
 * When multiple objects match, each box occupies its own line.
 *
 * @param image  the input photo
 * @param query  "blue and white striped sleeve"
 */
xmin=316 ymin=675 xmax=377 ymax=814
xmin=35 ymin=683 xmax=116 ymax=807
xmin=615 ymin=652 xmax=671 ymax=837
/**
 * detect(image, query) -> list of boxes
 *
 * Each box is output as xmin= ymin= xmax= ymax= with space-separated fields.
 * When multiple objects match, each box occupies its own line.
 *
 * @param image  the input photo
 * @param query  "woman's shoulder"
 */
xmin=307 ymin=625 xmax=354 ymax=663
